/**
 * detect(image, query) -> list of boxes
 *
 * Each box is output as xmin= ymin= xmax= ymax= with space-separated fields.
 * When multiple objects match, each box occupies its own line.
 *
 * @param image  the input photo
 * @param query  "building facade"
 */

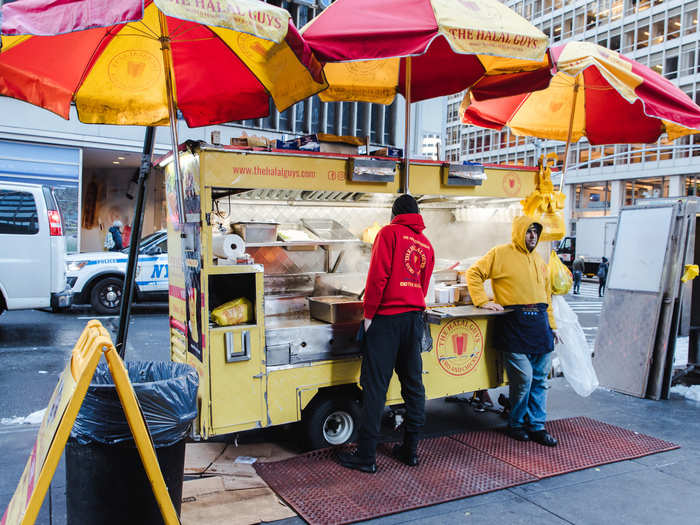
xmin=421 ymin=133 xmax=442 ymax=160
xmin=445 ymin=0 xmax=699 ymax=232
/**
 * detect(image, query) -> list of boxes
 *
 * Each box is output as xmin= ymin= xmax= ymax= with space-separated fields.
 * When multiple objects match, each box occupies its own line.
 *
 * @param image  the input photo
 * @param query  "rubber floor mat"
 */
xmin=255 ymin=436 xmax=537 ymax=525
xmin=255 ymin=417 xmax=678 ymax=525
xmin=452 ymin=416 xmax=679 ymax=479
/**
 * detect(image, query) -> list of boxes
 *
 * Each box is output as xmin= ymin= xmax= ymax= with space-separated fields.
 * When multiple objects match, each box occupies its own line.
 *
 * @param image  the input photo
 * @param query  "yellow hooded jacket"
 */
xmin=466 ymin=215 xmax=556 ymax=329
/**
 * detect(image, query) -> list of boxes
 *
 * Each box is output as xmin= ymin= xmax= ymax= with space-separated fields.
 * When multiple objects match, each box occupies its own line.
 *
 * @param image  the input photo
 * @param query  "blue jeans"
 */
xmin=573 ymin=270 xmax=582 ymax=293
xmin=503 ymin=352 xmax=552 ymax=432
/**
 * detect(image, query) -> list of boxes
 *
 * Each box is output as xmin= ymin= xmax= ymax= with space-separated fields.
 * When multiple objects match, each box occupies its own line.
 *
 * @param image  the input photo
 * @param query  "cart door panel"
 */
xmin=388 ymin=317 xmax=503 ymax=403
xmin=209 ymin=325 xmax=266 ymax=430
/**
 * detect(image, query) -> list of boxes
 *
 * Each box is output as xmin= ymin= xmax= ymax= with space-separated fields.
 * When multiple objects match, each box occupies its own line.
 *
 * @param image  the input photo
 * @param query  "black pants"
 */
xmin=357 ymin=311 xmax=426 ymax=460
xmin=599 ymin=278 xmax=606 ymax=296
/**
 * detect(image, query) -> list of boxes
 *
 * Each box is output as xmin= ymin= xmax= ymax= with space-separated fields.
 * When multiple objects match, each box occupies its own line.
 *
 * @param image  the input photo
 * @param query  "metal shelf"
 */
xmin=245 ymin=239 xmax=363 ymax=248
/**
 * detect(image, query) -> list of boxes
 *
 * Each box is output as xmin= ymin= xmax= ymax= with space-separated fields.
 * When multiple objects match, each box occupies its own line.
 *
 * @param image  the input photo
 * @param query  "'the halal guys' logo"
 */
xmin=404 ymin=244 xmax=427 ymax=275
xmin=502 ymin=172 xmax=522 ymax=196
xmin=436 ymin=318 xmax=484 ymax=376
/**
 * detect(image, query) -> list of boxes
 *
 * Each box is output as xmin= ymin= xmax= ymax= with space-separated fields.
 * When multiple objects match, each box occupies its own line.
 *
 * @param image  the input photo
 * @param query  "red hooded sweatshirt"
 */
xmin=363 ymin=213 xmax=435 ymax=319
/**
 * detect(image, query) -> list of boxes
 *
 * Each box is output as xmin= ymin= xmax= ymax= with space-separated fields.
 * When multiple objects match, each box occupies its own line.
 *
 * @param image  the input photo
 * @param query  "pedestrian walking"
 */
xmin=597 ymin=256 xmax=609 ymax=297
xmin=337 ymin=194 xmax=435 ymax=473
xmin=572 ymin=255 xmax=585 ymax=294
xmin=466 ymin=216 xmax=560 ymax=447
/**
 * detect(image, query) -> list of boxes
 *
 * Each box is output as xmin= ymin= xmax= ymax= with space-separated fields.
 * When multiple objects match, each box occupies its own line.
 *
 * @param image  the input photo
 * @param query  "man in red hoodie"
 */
xmin=338 ymin=194 xmax=435 ymax=473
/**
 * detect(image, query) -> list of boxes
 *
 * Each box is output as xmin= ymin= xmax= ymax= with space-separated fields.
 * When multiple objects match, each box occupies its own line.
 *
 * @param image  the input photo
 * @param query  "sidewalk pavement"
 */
xmin=5 ymin=377 xmax=698 ymax=524
xmin=271 ymin=377 xmax=700 ymax=525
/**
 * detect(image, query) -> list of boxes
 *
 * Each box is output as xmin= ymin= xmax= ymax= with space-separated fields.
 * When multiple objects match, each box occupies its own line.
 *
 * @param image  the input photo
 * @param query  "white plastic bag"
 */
xmin=551 ymin=295 xmax=599 ymax=397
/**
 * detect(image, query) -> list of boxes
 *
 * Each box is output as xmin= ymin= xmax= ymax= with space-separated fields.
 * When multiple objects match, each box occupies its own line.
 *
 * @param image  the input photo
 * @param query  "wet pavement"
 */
xmin=1 ymin=286 xmax=699 ymax=524
xmin=0 ymin=305 xmax=169 ymax=524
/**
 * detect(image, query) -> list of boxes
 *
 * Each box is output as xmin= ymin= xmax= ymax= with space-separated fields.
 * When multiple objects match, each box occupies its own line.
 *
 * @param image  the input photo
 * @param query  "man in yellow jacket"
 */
xmin=466 ymin=215 xmax=560 ymax=446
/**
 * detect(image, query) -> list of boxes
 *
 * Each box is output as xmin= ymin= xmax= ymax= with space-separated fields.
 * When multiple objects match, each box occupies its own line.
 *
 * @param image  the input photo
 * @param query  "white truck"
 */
xmin=557 ymin=216 xmax=618 ymax=275
xmin=0 ymin=181 xmax=72 ymax=315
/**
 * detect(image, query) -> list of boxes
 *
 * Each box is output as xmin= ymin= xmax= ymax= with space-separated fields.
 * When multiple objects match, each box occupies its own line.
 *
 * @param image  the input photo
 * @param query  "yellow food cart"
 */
xmin=162 ymin=141 xmax=538 ymax=447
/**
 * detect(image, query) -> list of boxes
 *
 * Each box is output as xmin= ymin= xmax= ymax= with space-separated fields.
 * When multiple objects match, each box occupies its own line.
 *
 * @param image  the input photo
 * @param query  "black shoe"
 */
xmin=392 ymin=444 xmax=419 ymax=466
xmin=529 ymin=430 xmax=558 ymax=447
xmin=505 ymin=427 xmax=530 ymax=442
xmin=337 ymin=450 xmax=377 ymax=473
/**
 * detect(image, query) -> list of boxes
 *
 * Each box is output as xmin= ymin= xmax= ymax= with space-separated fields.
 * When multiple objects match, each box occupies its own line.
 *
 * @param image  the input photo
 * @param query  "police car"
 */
xmin=65 ymin=230 xmax=168 ymax=314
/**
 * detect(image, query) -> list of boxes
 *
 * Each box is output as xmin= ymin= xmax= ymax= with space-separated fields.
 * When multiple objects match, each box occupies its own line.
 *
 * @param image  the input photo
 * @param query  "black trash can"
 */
xmin=66 ymin=361 xmax=198 ymax=525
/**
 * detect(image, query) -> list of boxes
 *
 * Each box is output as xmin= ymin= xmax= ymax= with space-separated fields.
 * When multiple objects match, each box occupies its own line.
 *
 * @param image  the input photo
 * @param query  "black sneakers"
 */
xmin=529 ymin=430 xmax=558 ymax=447
xmin=392 ymin=444 xmax=419 ymax=466
xmin=337 ymin=450 xmax=377 ymax=473
xmin=506 ymin=427 xmax=530 ymax=441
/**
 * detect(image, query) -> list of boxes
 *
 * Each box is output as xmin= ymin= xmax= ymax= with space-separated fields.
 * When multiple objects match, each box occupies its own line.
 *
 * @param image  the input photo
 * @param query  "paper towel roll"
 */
xmin=212 ymin=234 xmax=245 ymax=259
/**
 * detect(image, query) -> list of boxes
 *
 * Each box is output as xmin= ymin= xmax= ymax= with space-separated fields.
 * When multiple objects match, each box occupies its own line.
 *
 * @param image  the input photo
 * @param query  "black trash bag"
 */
xmin=71 ymin=361 xmax=199 ymax=447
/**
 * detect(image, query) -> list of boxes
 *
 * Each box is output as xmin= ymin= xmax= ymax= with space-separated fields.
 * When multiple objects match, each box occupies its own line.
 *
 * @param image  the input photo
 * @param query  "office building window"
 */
xmin=574 ymin=182 xmax=611 ymax=211
xmin=624 ymin=177 xmax=668 ymax=204
xmin=261 ymin=99 xmax=275 ymax=130
xmin=636 ymin=18 xmax=650 ymax=50
xmin=371 ymin=103 xmax=382 ymax=143
xmin=325 ymin=102 xmax=338 ymax=134
xmin=279 ymin=107 xmax=293 ymax=132
xmin=681 ymin=44 xmax=697 ymax=75
xmin=341 ymin=102 xmax=352 ymax=136
xmin=310 ymin=97 xmax=320 ymax=132
xmin=295 ymin=100 xmax=306 ymax=133
xmin=383 ymin=102 xmax=393 ymax=145
xmin=668 ymin=9 xmax=681 ymax=40
xmin=609 ymin=28 xmax=621 ymax=50
xmin=651 ymin=14 xmax=665 ymax=46
xmin=683 ymin=6 xmax=697 ymax=35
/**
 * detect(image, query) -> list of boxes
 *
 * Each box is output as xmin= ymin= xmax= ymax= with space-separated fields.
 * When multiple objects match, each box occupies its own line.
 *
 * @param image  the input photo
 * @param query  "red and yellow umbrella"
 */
xmin=461 ymin=41 xmax=700 ymax=240
xmin=0 ymin=0 xmax=328 ymax=368
xmin=302 ymin=0 xmax=551 ymax=105
xmin=0 ymin=0 xmax=327 ymax=127
xmin=301 ymin=0 xmax=551 ymax=188
xmin=461 ymin=41 xmax=700 ymax=155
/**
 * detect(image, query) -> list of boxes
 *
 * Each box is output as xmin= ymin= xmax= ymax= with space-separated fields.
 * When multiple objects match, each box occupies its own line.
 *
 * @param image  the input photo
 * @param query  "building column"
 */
xmin=609 ymin=179 xmax=623 ymax=216
xmin=668 ymin=175 xmax=684 ymax=197
xmin=563 ymin=182 xmax=574 ymax=236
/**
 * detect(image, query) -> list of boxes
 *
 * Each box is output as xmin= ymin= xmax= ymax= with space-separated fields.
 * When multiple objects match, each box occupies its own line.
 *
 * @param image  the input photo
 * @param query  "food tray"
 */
xmin=277 ymin=226 xmax=319 ymax=251
xmin=308 ymin=296 xmax=364 ymax=324
xmin=301 ymin=219 xmax=356 ymax=241
xmin=232 ymin=221 xmax=278 ymax=243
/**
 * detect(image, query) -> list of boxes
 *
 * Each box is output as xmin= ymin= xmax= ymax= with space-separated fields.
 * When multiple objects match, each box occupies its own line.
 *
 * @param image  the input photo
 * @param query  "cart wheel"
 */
xmin=302 ymin=394 xmax=361 ymax=450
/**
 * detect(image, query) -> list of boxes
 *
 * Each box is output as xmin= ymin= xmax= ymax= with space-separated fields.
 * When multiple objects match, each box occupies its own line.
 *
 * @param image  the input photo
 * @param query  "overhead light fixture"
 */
xmin=117 ymin=156 xmax=125 ymax=160
xmin=112 ymin=161 xmax=120 ymax=164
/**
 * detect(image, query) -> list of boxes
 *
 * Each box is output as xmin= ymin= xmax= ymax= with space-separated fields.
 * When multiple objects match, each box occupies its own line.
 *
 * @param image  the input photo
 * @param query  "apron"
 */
xmin=497 ymin=303 xmax=553 ymax=354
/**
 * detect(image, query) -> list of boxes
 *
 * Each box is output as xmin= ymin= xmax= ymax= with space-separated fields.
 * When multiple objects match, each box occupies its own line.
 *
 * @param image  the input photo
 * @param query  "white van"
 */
xmin=0 ymin=181 xmax=71 ymax=315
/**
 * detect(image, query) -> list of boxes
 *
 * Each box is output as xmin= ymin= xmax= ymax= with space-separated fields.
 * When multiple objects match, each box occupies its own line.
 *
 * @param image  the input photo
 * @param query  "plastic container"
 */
xmin=66 ymin=361 xmax=198 ymax=525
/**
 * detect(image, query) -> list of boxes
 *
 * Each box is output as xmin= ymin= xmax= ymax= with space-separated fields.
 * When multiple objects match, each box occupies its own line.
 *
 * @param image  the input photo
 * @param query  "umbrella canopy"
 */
xmin=0 ymin=0 xmax=327 ymax=127
xmin=0 ymin=0 xmax=328 ymax=363
xmin=302 ymin=0 xmax=551 ymax=104
xmin=460 ymin=41 xmax=700 ymax=144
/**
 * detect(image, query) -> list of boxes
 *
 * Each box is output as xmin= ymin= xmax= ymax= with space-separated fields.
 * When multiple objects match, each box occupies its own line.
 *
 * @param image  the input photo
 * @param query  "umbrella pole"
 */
xmin=158 ymin=11 xmax=186 ymax=222
xmin=402 ymin=56 xmax=412 ymax=194
xmin=116 ymin=126 xmax=155 ymax=358
xmin=560 ymin=77 xmax=580 ymax=189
